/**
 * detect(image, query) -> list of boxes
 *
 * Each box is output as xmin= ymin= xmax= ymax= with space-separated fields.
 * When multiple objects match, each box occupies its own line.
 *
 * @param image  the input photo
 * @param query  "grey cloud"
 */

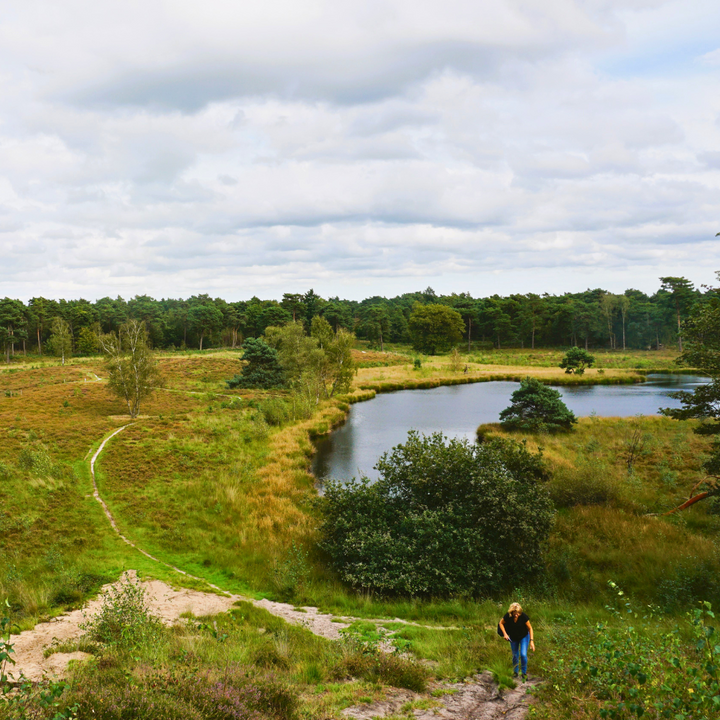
xmin=698 ymin=151 xmax=720 ymax=169
xmin=68 ymin=43 xmax=506 ymax=110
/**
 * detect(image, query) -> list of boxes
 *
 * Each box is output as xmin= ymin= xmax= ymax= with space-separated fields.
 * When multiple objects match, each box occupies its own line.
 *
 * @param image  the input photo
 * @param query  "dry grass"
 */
xmin=355 ymin=354 xmax=646 ymax=392
xmin=478 ymin=417 xmax=720 ymax=603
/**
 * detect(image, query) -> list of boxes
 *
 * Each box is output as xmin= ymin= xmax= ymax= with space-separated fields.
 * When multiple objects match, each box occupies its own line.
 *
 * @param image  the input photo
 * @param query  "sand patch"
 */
xmin=7 ymin=571 xmax=239 ymax=682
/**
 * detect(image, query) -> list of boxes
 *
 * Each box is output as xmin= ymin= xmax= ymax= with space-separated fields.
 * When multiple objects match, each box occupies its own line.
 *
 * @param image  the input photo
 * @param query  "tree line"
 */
xmin=0 ymin=276 xmax=702 ymax=361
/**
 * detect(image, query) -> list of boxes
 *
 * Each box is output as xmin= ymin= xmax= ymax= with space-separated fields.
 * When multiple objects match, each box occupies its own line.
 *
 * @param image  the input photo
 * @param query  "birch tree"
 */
xmin=49 ymin=317 xmax=72 ymax=365
xmin=100 ymin=319 xmax=161 ymax=418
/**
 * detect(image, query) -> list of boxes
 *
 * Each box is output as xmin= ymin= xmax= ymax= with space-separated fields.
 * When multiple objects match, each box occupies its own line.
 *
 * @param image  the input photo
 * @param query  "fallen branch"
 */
xmin=648 ymin=477 xmax=719 ymax=516
xmin=657 ymin=491 xmax=711 ymax=516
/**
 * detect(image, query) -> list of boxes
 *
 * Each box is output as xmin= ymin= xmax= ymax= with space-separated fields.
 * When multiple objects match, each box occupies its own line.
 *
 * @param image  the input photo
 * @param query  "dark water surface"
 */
xmin=312 ymin=374 xmax=708 ymax=483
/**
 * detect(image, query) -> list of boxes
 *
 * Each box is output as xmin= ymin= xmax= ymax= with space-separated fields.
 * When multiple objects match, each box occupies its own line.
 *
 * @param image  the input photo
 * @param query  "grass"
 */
xmin=476 ymin=417 xmax=720 ymax=606
xmin=352 ymin=347 xmax=680 ymax=394
xmin=1 ymin=346 xmax=718 ymax=719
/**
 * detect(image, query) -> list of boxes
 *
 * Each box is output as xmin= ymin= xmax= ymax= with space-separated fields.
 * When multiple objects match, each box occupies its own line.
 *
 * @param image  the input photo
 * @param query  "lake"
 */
xmin=312 ymin=374 xmax=709 ymax=483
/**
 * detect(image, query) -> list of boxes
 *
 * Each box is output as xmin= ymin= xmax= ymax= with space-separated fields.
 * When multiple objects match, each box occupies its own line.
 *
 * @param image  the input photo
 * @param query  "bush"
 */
xmin=547 ymin=461 xmax=620 ymax=508
xmin=257 ymin=398 xmax=291 ymax=426
xmin=227 ymin=339 xmax=285 ymax=390
xmin=559 ymin=347 xmax=595 ymax=375
xmin=540 ymin=586 xmax=720 ymax=720
xmin=499 ymin=377 xmax=577 ymax=432
xmin=80 ymin=574 xmax=162 ymax=650
xmin=657 ymin=557 xmax=720 ymax=612
xmin=319 ymin=432 xmax=554 ymax=596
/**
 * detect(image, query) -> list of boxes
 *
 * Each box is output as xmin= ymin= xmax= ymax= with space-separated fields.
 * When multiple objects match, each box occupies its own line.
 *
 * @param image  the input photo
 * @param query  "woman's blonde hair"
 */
xmin=508 ymin=602 xmax=523 ymax=614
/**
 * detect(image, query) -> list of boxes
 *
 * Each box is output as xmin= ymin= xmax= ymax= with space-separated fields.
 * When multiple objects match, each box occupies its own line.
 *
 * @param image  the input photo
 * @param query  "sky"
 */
xmin=1 ymin=0 xmax=720 ymax=302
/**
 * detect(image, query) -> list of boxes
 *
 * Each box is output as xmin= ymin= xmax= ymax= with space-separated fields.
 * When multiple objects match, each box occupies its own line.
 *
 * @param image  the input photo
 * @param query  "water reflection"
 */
xmin=312 ymin=374 xmax=708 ymax=484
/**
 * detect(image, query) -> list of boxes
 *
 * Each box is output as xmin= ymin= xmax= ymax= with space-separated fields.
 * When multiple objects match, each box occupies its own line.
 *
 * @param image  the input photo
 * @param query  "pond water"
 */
xmin=312 ymin=374 xmax=709 ymax=483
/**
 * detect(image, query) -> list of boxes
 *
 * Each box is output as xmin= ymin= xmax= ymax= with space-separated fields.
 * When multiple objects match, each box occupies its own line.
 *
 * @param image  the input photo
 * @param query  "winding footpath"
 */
xmin=89 ymin=424 xmax=353 ymax=640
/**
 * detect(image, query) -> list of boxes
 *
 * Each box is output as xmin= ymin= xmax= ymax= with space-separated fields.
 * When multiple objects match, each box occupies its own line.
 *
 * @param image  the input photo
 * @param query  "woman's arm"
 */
xmin=499 ymin=618 xmax=510 ymax=641
xmin=526 ymin=621 xmax=535 ymax=651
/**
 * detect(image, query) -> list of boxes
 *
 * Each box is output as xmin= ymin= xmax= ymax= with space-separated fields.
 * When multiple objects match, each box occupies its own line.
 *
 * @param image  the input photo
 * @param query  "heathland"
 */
xmin=1 ymin=344 xmax=718 ymax=719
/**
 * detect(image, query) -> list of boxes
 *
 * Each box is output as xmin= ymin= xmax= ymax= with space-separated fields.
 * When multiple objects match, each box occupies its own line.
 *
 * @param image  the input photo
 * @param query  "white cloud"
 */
xmin=0 ymin=0 xmax=719 ymax=301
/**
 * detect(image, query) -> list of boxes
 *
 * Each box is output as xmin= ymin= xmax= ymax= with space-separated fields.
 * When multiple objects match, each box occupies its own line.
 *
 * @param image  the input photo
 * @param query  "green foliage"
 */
xmin=319 ymin=431 xmax=554 ymax=596
xmin=661 ymin=278 xmax=720 ymax=505
xmin=0 ymin=610 xmax=14 ymax=689
xmin=408 ymin=303 xmax=464 ymax=355
xmin=256 ymin=397 xmax=292 ymax=426
xmin=80 ymin=575 xmax=162 ymax=650
xmin=187 ymin=294 xmax=225 ymax=350
xmin=0 ymin=298 xmax=28 ymax=365
xmin=540 ymin=585 xmax=720 ymax=720
xmin=499 ymin=377 xmax=577 ymax=432
xmin=559 ymin=346 xmax=595 ymax=374
xmin=264 ymin=320 xmax=355 ymax=401
xmin=48 ymin=316 xmax=72 ymax=365
xmin=335 ymin=625 xmax=429 ymax=692
xmin=272 ymin=541 xmax=310 ymax=601
xmin=100 ymin=319 xmax=162 ymax=418
xmin=227 ymin=337 xmax=285 ymax=389
xmin=77 ymin=326 xmax=100 ymax=356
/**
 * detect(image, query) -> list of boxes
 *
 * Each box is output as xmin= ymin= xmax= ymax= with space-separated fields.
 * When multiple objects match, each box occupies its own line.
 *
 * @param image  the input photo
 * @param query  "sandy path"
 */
xmin=343 ymin=671 xmax=539 ymax=720
xmin=7 ymin=572 xmax=241 ymax=682
xmin=7 ymin=571 xmax=355 ymax=682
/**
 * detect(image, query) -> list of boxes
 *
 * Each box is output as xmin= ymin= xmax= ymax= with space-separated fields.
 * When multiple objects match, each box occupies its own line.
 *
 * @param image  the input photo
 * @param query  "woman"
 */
xmin=499 ymin=602 xmax=535 ymax=680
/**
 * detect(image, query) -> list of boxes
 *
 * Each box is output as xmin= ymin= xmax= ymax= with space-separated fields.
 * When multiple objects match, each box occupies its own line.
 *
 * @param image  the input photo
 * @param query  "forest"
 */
xmin=0 ymin=276 xmax=701 ymax=359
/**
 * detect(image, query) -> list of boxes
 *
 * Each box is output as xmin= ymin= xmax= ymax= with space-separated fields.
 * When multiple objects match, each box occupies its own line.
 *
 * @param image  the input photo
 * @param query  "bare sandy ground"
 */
xmin=7 ymin=570 xmax=354 ymax=682
xmin=7 ymin=571 xmax=240 ymax=682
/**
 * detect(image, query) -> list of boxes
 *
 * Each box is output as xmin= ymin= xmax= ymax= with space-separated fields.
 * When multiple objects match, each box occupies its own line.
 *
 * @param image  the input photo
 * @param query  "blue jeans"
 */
xmin=510 ymin=635 xmax=529 ymax=675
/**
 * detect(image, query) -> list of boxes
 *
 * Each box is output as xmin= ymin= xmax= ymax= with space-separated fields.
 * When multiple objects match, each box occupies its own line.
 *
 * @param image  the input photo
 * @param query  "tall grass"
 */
xmin=3 ymin=350 xmax=719 ymax=720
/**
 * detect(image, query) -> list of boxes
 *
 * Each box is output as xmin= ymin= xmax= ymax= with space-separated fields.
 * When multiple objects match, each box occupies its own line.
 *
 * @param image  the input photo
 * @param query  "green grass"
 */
xmin=467 ymin=347 xmax=685 ymax=372
xmin=2 ymin=348 xmax=719 ymax=719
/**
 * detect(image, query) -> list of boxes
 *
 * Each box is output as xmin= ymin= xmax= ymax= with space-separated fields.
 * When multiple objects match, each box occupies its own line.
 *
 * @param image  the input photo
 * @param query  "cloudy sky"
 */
xmin=2 ymin=0 xmax=719 ymax=302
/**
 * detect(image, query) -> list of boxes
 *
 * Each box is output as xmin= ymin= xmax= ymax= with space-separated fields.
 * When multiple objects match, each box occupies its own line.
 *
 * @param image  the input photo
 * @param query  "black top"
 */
xmin=502 ymin=612 xmax=530 ymax=642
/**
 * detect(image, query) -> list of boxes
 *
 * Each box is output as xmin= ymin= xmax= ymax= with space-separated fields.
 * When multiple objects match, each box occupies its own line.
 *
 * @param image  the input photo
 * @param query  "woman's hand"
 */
xmin=530 ymin=640 xmax=535 ymax=652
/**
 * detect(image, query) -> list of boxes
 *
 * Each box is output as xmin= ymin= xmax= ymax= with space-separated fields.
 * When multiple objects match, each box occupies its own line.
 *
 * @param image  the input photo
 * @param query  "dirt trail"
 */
xmin=343 ymin=672 xmax=539 ymax=720
xmin=6 ymin=426 xmax=538 ymax=719
xmin=88 ymin=426 xmax=352 ymax=634
xmin=8 ymin=572 xmax=240 ymax=682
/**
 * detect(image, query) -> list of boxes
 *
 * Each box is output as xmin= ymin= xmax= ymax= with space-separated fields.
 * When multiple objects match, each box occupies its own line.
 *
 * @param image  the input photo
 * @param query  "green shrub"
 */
xmin=539 ymin=585 xmax=720 ymax=720
xmin=657 ymin=557 xmax=720 ymax=612
xmin=80 ymin=575 xmax=162 ymax=650
xmin=271 ymin=542 xmax=310 ymax=602
xmin=548 ymin=462 xmax=620 ymax=508
xmin=559 ymin=347 xmax=595 ymax=375
xmin=17 ymin=444 xmax=54 ymax=476
xmin=258 ymin=398 xmax=291 ymax=426
xmin=499 ymin=377 xmax=576 ymax=433
xmin=319 ymin=431 xmax=554 ymax=596
xmin=227 ymin=338 xmax=285 ymax=389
